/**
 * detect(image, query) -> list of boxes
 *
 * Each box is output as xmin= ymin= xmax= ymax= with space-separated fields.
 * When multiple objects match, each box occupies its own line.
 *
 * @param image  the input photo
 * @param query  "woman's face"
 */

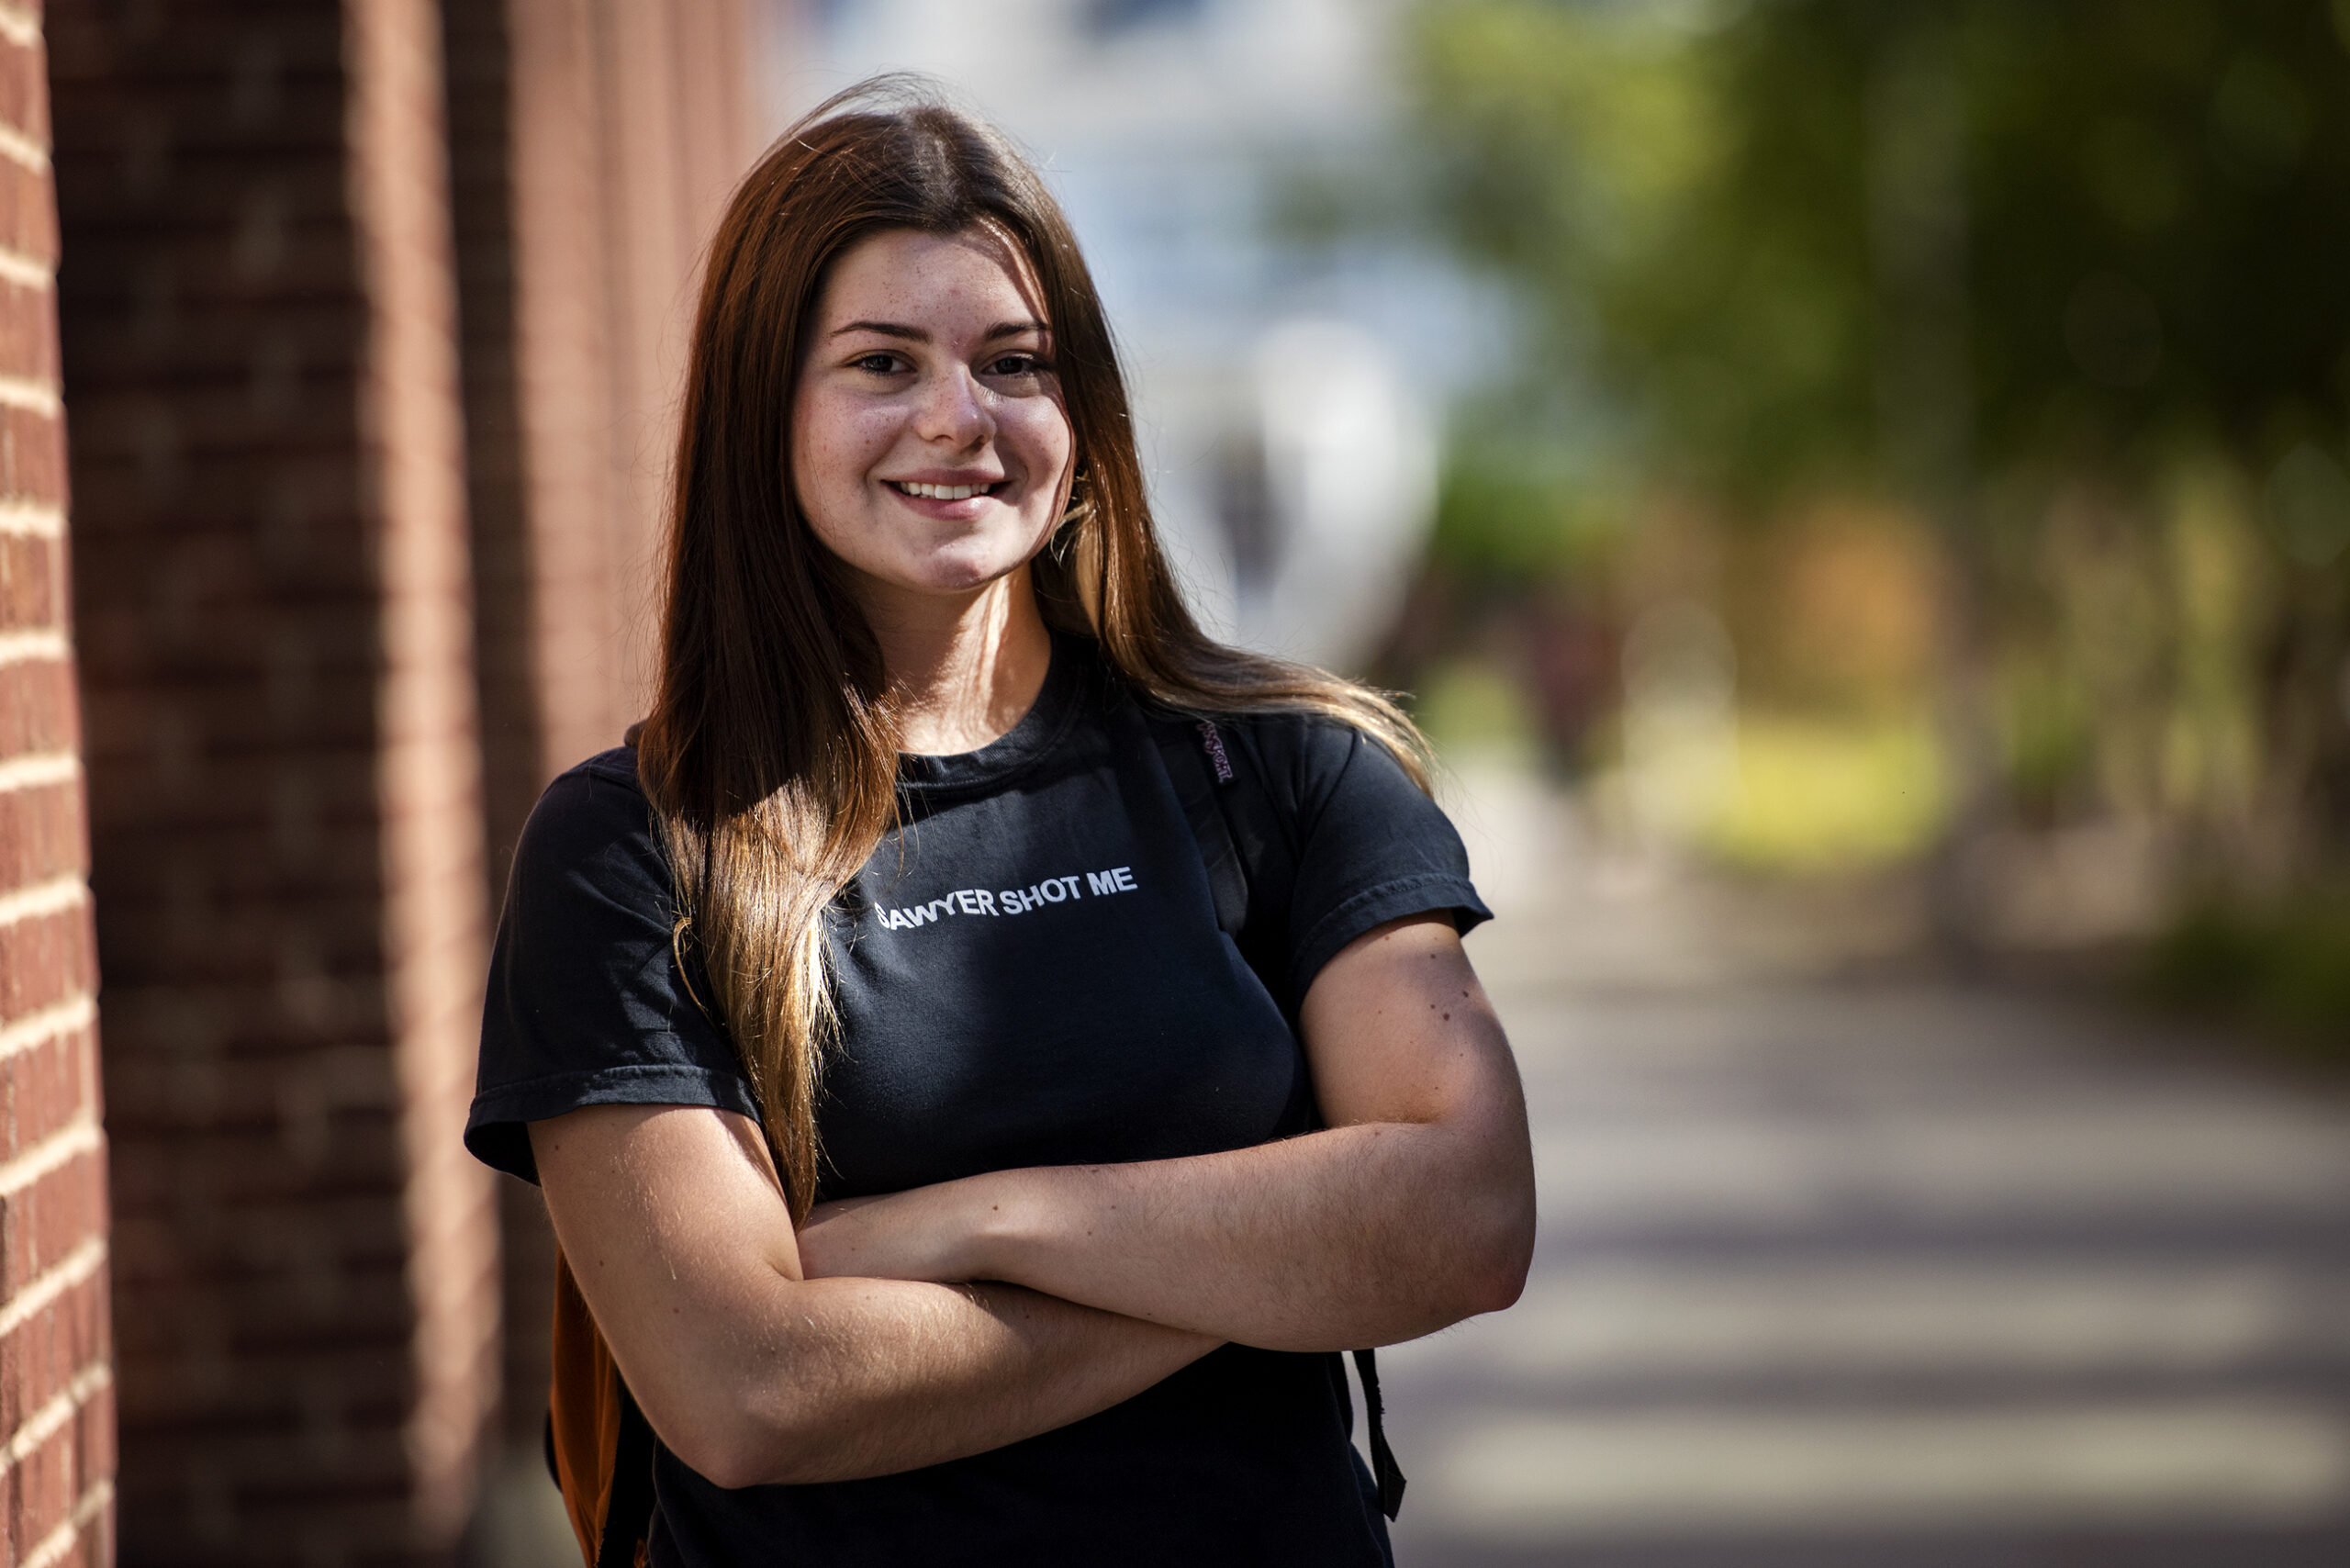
xmin=791 ymin=226 xmax=1075 ymax=611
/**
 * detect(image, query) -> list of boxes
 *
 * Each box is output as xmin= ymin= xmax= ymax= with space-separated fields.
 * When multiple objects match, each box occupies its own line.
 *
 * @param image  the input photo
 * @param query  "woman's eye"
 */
xmin=851 ymin=353 xmax=906 ymax=375
xmin=986 ymin=353 xmax=1046 ymax=377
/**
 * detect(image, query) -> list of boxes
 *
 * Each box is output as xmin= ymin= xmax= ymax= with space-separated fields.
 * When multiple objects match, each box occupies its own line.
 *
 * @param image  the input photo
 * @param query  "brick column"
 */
xmin=450 ymin=0 xmax=756 ymax=887
xmin=441 ymin=0 xmax=755 ymax=1467
xmin=50 ymin=0 xmax=496 ymax=1558
xmin=347 ymin=0 xmax=499 ymax=1545
xmin=588 ymin=0 xmax=755 ymax=714
xmin=0 ymin=6 xmax=115 ymax=1564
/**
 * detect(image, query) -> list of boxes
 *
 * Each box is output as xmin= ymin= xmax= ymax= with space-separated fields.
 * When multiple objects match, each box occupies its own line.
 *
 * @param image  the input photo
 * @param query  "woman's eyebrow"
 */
xmin=831 ymin=319 xmax=925 ymax=341
xmin=827 ymin=319 xmax=1047 ymax=342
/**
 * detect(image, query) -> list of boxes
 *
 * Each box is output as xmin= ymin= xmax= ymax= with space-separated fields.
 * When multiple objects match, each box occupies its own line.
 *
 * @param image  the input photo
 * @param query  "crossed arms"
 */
xmin=529 ymin=913 xmax=1537 ymax=1488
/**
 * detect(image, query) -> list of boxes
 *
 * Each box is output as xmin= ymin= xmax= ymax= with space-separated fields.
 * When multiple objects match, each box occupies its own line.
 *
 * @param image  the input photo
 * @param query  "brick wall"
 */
xmin=346 ymin=0 xmax=498 ymax=1545
xmin=36 ymin=0 xmax=758 ymax=1555
xmin=441 ymin=0 xmax=755 ymax=1472
xmin=441 ymin=0 xmax=615 ymax=1464
xmin=51 ymin=0 xmax=495 ymax=1559
xmin=451 ymin=0 xmax=756 ymax=889
xmin=587 ymin=0 xmax=755 ymax=717
xmin=0 ymin=6 xmax=117 ymax=1564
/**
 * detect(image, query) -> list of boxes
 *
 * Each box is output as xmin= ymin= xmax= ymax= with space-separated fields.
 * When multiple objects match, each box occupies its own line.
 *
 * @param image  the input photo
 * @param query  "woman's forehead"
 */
xmin=817 ymin=226 xmax=1049 ymax=328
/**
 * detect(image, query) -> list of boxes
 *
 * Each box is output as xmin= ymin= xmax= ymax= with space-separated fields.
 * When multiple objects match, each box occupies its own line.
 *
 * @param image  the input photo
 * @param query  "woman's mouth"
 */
xmin=889 ymin=480 xmax=1002 ymax=500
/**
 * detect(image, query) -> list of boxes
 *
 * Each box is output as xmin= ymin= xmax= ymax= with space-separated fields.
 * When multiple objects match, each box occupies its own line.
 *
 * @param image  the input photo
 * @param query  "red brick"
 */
xmin=0 ymin=1265 xmax=106 ymax=1435
xmin=0 ymin=426 xmax=55 ymax=523
xmin=0 ymin=778 xmax=79 ymax=895
xmin=0 ymin=155 xmax=54 ymax=266
xmin=0 ymin=533 xmax=61 ymax=632
xmin=0 ymin=35 xmax=50 ymax=151
xmin=0 ymin=657 xmax=78 ymax=760
xmin=0 ymin=1021 xmax=91 ymax=1166
xmin=80 ymin=1369 xmax=117 ymax=1516
xmin=11 ymin=1417 xmax=83 ymax=1556
xmin=0 ymin=404 xmax=62 ymax=507
xmin=0 ymin=1146 xmax=103 ymax=1301
xmin=0 ymin=904 xmax=89 ymax=1024
xmin=0 ymin=276 xmax=57 ymax=386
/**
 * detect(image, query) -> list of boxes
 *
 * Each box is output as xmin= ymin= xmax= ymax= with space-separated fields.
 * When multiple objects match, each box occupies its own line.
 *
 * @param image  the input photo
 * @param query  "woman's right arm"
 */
xmin=530 ymin=1102 xmax=1218 ymax=1489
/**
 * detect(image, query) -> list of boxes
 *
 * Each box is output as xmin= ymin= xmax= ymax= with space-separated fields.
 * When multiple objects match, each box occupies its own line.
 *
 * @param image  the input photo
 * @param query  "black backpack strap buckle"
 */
xmin=1353 ymin=1348 xmax=1407 ymax=1520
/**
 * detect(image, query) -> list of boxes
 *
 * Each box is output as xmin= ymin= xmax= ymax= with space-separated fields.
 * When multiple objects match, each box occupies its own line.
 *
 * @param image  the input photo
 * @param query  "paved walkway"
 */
xmin=1382 ymin=764 xmax=2350 ymax=1567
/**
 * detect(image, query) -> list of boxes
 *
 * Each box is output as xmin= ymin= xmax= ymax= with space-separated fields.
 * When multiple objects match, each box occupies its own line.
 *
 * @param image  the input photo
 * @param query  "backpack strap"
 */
xmin=599 ymin=1384 xmax=657 ymax=1568
xmin=1150 ymin=716 xmax=1248 ymax=935
xmin=1351 ymin=1348 xmax=1406 ymax=1519
xmin=1146 ymin=711 xmax=1407 ymax=1521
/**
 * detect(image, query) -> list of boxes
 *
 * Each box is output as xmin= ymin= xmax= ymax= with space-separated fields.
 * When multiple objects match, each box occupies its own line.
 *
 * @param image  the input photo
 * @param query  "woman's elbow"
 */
xmin=651 ymin=1391 xmax=827 ymax=1491
xmin=677 ymin=1438 xmax=771 ymax=1493
xmin=1450 ymin=1171 xmax=1536 ymax=1319
xmin=656 ymin=1408 xmax=768 ymax=1492
xmin=1460 ymin=1240 xmax=1531 ymax=1317
xmin=677 ymin=1428 xmax=852 ymax=1491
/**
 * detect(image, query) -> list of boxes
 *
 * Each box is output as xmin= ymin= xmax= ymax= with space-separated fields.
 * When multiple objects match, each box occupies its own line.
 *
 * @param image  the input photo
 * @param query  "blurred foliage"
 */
xmin=1411 ymin=655 xmax=1542 ymax=755
xmin=2140 ymin=897 xmax=2350 ymax=1058
xmin=1723 ymin=502 xmax=1939 ymax=715
xmin=1404 ymin=0 xmax=2350 ymax=915
xmin=1413 ymin=0 xmax=2350 ymax=496
xmin=1706 ymin=712 xmax=1946 ymax=872
xmin=1429 ymin=454 xmax=1622 ymax=579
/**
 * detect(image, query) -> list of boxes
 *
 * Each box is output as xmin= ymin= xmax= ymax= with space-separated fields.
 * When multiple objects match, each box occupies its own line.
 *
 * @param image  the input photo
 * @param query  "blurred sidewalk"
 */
xmin=1385 ymin=755 xmax=2350 ymax=1567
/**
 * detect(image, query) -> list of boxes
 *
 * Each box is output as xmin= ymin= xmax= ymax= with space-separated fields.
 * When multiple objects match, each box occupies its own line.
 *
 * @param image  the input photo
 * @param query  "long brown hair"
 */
xmin=637 ymin=79 xmax=1432 ymax=1218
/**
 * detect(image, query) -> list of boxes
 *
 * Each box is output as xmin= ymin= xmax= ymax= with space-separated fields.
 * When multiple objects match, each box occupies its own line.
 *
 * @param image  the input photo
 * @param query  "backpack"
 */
xmin=546 ymin=1249 xmax=656 ymax=1568
xmin=543 ymin=715 xmax=1404 ymax=1565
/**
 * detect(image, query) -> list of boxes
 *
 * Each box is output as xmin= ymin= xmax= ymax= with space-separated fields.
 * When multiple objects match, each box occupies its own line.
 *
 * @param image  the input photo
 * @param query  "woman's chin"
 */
xmin=855 ymin=554 xmax=1036 ymax=609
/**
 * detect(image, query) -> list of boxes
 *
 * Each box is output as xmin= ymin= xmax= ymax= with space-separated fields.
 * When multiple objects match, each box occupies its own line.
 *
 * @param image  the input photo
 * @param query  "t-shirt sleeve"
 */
xmin=464 ymin=757 xmax=759 ymax=1184
xmin=1252 ymin=715 xmax=1493 ymax=1004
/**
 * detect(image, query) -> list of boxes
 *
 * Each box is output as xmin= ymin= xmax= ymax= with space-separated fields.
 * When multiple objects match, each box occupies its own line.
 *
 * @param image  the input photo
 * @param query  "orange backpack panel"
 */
xmin=549 ymin=1246 xmax=655 ymax=1568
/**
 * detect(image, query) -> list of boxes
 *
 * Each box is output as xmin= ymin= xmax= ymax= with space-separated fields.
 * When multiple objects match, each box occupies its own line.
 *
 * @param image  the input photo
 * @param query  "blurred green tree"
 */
xmin=1419 ymin=0 xmax=2350 ymax=498
xmin=1414 ymin=0 xmax=2350 ymax=881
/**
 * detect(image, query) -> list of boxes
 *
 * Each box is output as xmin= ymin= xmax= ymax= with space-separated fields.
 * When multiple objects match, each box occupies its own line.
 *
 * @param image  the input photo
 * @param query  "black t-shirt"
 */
xmin=466 ymin=635 xmax=1490 ymax=1568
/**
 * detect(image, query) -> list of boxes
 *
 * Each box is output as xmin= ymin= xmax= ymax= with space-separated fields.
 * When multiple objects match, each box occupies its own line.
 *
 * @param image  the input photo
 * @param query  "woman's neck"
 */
xmin=862 ymin=567 xmax=1054 ymax=756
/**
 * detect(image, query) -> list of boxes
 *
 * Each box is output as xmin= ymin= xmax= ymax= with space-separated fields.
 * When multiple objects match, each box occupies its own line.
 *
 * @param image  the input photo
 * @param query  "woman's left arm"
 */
xmin=795 ymin=913 xmax=1536 ymax=1351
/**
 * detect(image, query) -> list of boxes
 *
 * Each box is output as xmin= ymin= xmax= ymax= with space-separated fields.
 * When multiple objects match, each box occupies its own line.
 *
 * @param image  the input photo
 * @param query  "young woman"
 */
xmin=464 ymin=82 xmax=1535 ymax=1567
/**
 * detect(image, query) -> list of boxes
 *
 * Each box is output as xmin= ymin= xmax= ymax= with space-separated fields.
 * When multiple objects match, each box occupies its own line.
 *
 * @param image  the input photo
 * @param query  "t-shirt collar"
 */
xmin=894 ymin=630 xmax=1084 ymax=797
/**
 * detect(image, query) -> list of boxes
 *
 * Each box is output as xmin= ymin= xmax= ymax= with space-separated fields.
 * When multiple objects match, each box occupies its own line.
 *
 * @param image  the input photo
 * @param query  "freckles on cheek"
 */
xmin=800 ymin=432 xmax=869 ymax=500
xmin=819 ymin=415 xmax=895 ymax=480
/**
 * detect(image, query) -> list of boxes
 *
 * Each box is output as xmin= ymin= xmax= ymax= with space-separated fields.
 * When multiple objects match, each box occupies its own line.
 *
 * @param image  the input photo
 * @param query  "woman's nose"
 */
xmin=914 ymin=366 xmax=993 ymax=447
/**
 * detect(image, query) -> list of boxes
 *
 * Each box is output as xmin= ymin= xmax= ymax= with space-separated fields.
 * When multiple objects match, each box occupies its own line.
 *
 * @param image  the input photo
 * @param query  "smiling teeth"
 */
xmin=897 ymin=482 xmax=993 ymax=500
